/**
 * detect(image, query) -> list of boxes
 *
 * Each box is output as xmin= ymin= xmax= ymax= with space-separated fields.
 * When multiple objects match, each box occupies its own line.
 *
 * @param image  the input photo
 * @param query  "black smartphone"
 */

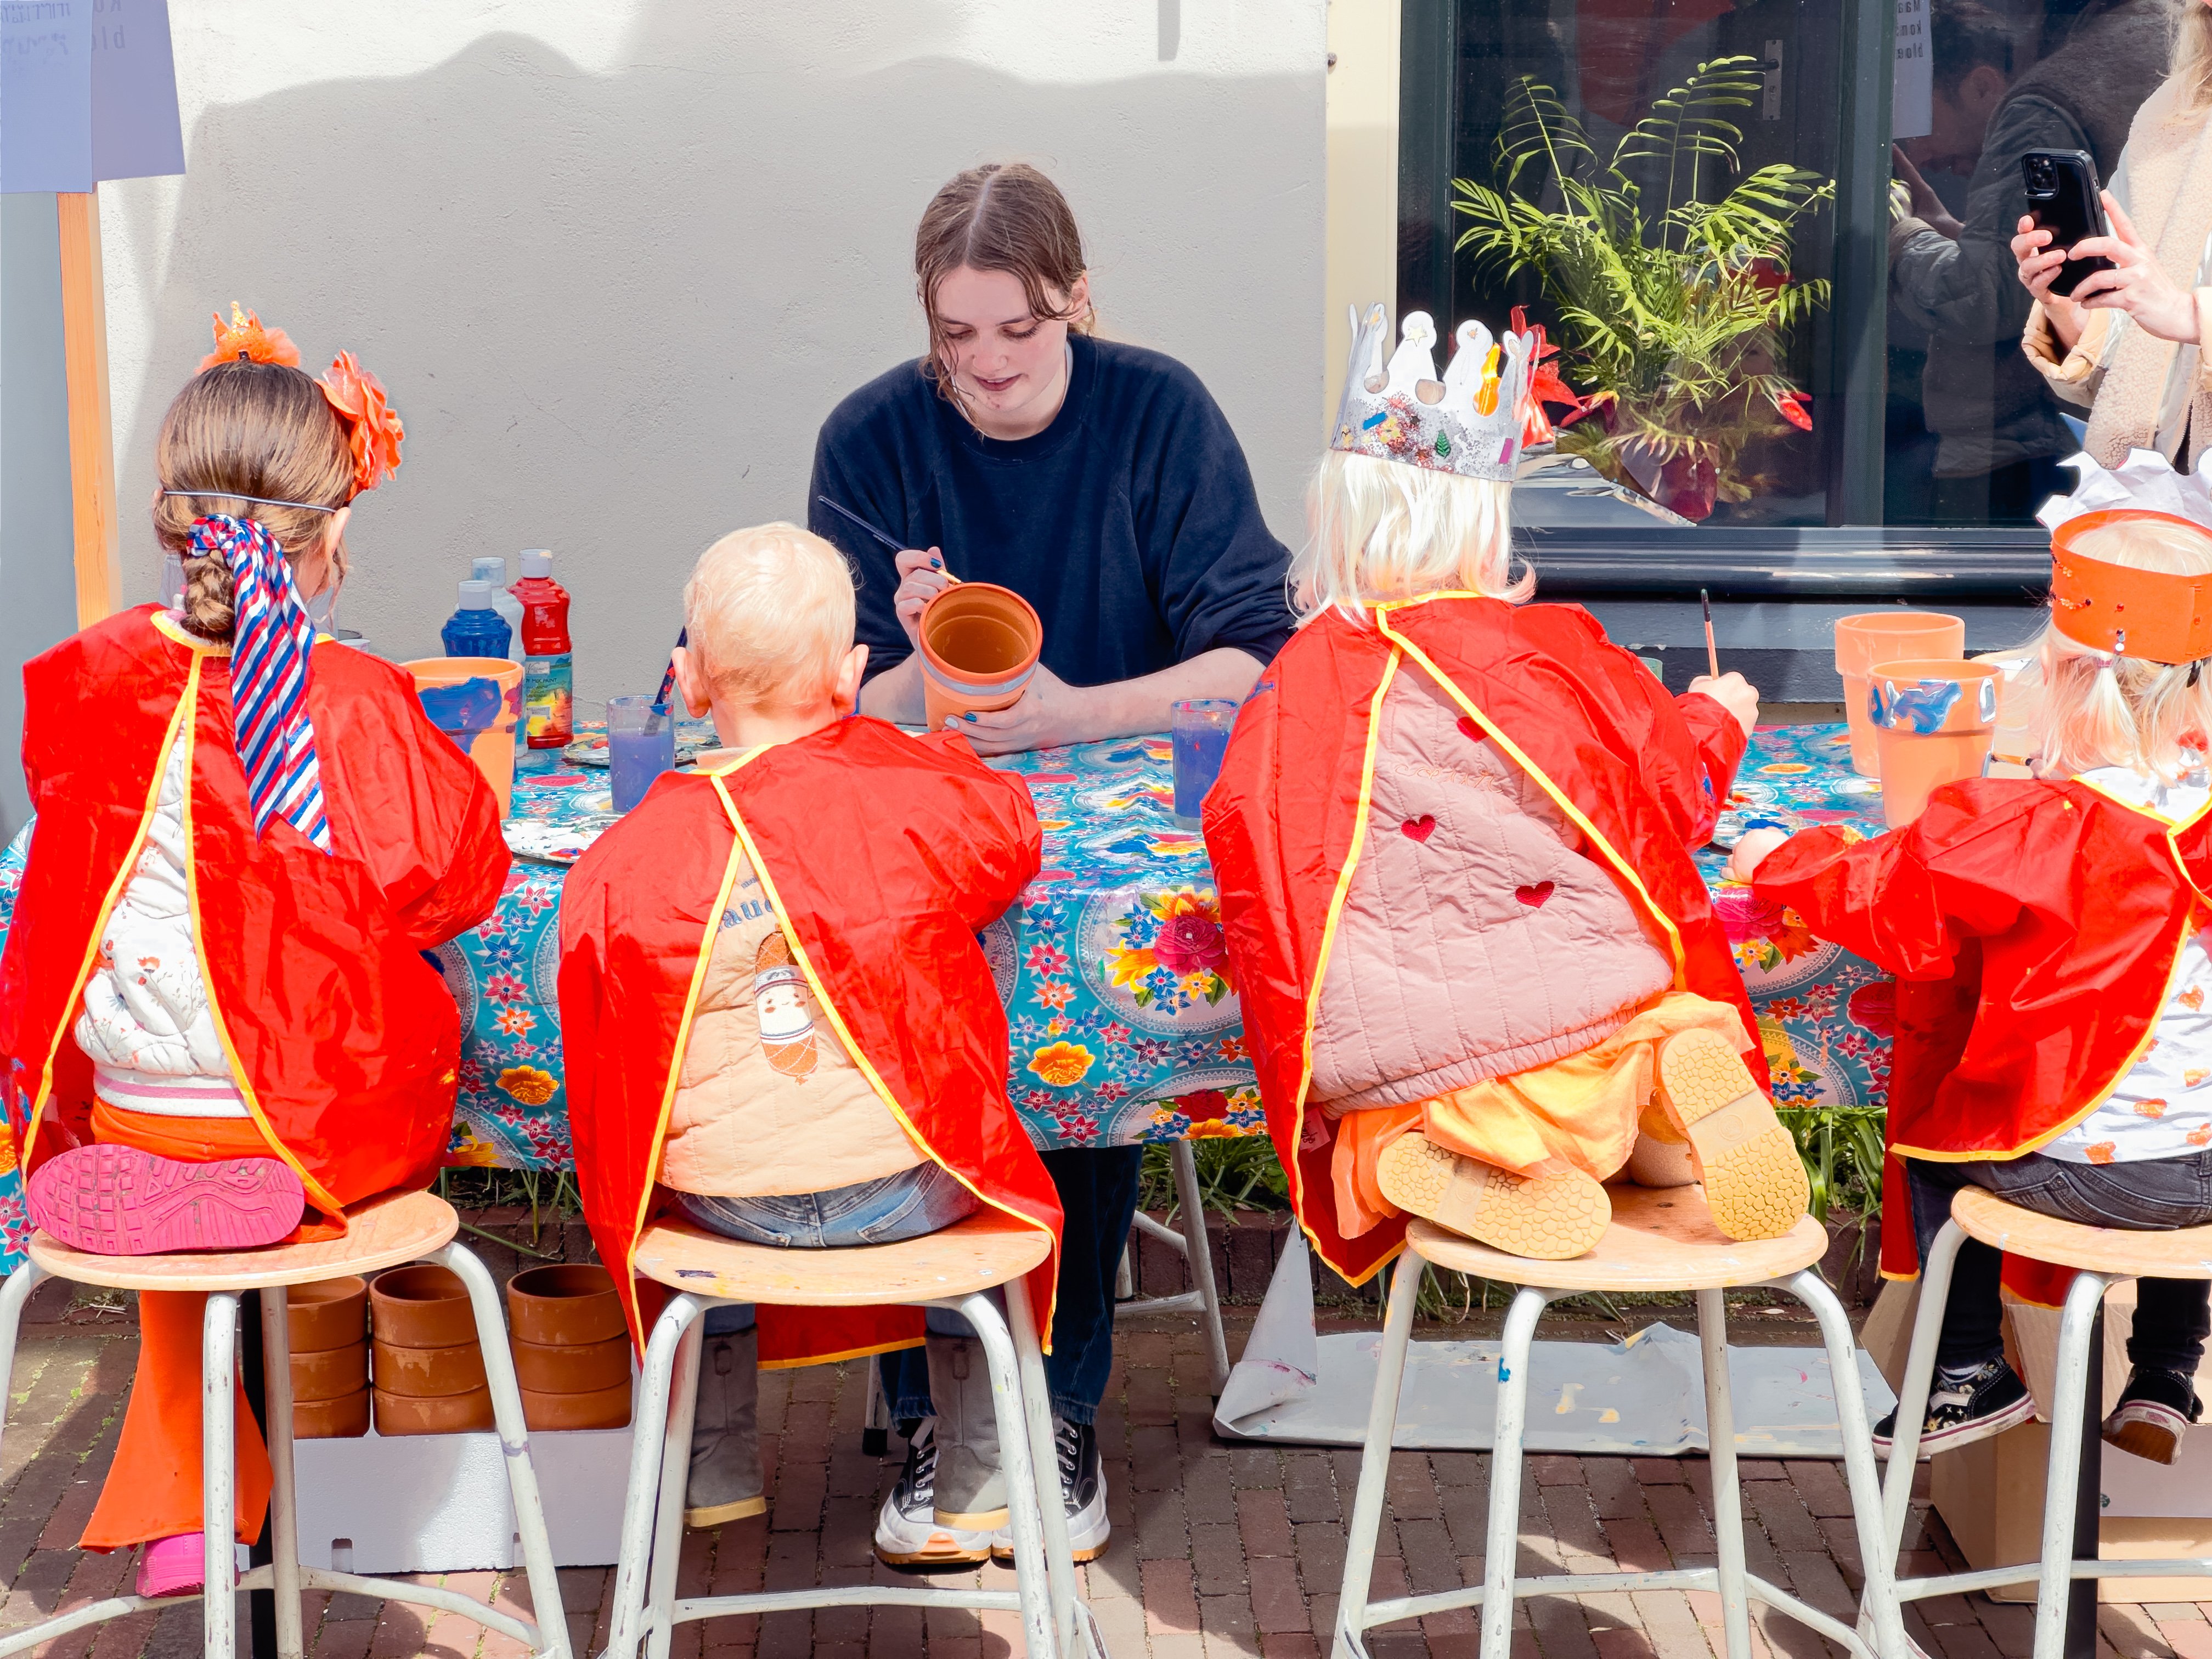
xmin=2022 ymin=149 xmax=2115 ymax=297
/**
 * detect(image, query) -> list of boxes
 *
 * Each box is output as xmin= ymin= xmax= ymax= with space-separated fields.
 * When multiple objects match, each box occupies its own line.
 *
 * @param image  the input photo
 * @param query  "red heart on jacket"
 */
xmin=1457 ymin=715 xmax=1482 ymax=742
xmin=1401 ymin=815 xmax=1437 ymax=842
xmin=1516 ymin=881 xmax=1555 ymax=907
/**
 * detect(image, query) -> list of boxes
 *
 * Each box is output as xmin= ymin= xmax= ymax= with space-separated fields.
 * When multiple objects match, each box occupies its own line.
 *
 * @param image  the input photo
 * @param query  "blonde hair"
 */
xmin=682 ymin=523 xmax=856 ymax=709
xmin=153 ymin=359 xmax=352 ymax=640
xmin=2029 ymin=515 xmax=2212 ymax=778
xmin=1291 ymin=449 xmax=1532 ymax=622
xmin=2174 ymin=3 xmax=2212 ymax=114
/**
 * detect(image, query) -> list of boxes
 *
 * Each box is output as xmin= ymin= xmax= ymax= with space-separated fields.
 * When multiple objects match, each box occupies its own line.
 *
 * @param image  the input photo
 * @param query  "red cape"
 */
xmin=0 ymin=608 xmax=507 ymax=1225
xmin=1203 ymin=595 xmax=1755 ymax=1285
xmin=557 ymin=719 xmax=1063 ymax=1365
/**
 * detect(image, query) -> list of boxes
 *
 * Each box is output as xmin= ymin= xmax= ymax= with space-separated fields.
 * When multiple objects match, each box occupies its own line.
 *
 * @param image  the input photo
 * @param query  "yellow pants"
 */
xmin=1327 ymin=990 xmax=1754 ymax=1240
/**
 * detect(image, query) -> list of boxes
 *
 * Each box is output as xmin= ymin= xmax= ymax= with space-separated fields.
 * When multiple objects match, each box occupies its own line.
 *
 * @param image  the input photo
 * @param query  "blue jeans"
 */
xmin=879 ymin=1143 xmax=1143 ymax=1427
xmin=684 ymin=1162 xmax=980 ymax=1336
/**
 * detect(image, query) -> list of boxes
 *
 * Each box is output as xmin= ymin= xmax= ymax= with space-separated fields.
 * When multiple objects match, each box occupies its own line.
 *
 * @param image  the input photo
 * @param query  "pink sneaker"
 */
xmin=29 ymin=1144 xmax=304 ymax=1255
xmin=136 ymin=1531 xmax=204 ymax=1598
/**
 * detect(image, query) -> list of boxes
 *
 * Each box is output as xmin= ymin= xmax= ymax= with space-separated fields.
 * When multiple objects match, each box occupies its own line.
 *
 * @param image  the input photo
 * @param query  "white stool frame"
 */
xmin=1881 ymin=1218 xmax=2212 ymax=1659
xmin=1333 ymin=1251 xmax=1909 ymax=1659
xmin=0 ymin=1242 xmax=569 ymax=1659
xmin=603 ymin=1276 xmax=1104 ymax=1659
xmin=1114 ymin=1141 xmax=1232 ymax=1396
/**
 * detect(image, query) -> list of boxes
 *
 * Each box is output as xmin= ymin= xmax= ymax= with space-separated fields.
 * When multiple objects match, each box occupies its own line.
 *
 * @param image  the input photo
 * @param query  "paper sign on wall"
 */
xmin=1894 ymin=0 xmax=1933 ymax=142
xmin=1 ymin=0 xmax=182 ymax=194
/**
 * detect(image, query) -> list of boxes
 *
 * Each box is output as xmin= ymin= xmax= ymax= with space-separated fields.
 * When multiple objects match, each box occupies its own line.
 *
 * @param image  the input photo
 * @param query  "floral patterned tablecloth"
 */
xmin=0 ymin=722 xmax=1891 ymax=1268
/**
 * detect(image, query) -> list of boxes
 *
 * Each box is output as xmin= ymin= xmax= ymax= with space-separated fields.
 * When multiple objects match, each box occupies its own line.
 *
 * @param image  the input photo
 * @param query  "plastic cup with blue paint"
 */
xmin=405 ymin=657 xmax=524 ymax=818
xmin=1171 ymin=698 xmax=1239 ymax=828
xmin=607 ymin=696 xmax=675 ymax=814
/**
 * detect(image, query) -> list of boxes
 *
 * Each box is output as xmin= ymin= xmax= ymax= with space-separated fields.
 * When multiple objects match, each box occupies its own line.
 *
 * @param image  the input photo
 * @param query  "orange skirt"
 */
xmin=1327 ymin=990 xmax=1754 ymax=1240
xmin=78 ymin=1102 xmax=275 ymax=1553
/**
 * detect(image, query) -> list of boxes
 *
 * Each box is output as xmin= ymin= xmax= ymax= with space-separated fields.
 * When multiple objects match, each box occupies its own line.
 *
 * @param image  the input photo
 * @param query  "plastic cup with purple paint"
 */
xmin=1170 ymin=698 xmax=1238 ymax=828
xmin=607 ymin=696 xmax=675 ymax=814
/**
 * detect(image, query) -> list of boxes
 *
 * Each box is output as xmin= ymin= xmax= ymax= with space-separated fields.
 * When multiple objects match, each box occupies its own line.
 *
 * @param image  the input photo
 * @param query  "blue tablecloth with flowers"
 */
xmin=0 ymin=723 xmax=1890 ymax=1268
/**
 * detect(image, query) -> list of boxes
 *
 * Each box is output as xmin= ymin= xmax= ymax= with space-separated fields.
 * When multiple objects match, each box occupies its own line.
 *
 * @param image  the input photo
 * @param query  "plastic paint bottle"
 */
xmin=470 ymin=557 xmax=526 ymax=663
xmin=512 ymin=549 xmax=574 ymax=749
xmin=441 ymin=579 xmax=512 ymax=659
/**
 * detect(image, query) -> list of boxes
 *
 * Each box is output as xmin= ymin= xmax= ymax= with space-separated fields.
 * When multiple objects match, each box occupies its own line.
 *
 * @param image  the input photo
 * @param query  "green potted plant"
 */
xmin=1452 ymin=57 xmax=1833 ymax=521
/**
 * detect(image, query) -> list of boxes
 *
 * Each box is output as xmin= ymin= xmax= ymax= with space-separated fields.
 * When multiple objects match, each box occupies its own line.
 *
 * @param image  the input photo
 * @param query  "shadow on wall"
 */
xmin=119 ymin=3 xmax=1323 ymax=702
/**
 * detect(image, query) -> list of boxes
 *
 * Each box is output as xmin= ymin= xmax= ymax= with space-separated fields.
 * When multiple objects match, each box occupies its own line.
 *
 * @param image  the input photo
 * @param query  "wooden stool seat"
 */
xmin=1407 ymin=1186 xmax=1829 ymax=1291
xmin=25 ymin=1188 xmax=458 ymax=1292
xmin=1949 ymin=1186 xmax=2212 ymax=1279
xmin=631 ymin=1209 xmax=1051 ymax=1306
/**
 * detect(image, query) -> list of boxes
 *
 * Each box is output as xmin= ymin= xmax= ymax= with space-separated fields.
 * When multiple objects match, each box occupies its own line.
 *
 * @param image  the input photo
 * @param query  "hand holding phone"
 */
xmin=2021 ymin=149 xmax=2114 ymax=298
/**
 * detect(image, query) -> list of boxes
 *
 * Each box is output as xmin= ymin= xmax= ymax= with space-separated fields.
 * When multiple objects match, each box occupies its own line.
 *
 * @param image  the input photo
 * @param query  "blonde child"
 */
xmin=1205 ymin=306 xmax=1810 ymax=1291
xmin=0 ymin=310 xmax=504 ymax=1594
xmin=1733 ymin=507 xmax=2212 ymax=1464
xmin=558 ymin=525 xmax=1067 ymax=1565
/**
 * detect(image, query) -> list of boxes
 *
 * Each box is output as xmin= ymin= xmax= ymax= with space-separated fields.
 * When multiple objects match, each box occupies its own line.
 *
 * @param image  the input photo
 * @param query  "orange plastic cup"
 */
xmin=1867 ymin=657 xmax=2001 ymax=829
xmin=917 ymin=583 xmax=1043 ymax=730
xmin=1835 ymin=612 xmax=1966 ymax=777
xmin=405 ymin=657 xmax=524 ymax=817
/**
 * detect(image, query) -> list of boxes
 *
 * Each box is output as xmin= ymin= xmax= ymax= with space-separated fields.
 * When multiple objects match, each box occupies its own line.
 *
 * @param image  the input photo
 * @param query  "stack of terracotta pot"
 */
xmin=507 ymin=1265 xmax=631 ymax=1431
xmin=289 ymin=1276 xmax=369 ymax=1438
xmin=369 ymin=1264 xmax=494 ymax=1435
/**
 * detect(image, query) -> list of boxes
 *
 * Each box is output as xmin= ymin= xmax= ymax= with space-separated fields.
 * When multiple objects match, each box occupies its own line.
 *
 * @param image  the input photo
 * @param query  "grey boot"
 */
xmin=923 ymin=1331 xmax=1007 ymax=1528
xmin=685 ymin=1328 xmax=765 ymax=1527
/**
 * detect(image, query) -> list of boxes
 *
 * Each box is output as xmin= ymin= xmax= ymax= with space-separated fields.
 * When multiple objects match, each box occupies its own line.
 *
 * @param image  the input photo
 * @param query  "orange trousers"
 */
xmin=78 ymin=1103 xmax=274 ymax=1552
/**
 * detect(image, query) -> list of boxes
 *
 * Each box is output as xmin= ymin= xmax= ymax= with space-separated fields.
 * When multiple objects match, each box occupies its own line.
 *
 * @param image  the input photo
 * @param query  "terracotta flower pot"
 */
xmin=511 ymin=1334 xmax=631 ymax=1396
xmin=294 ymin=1388 xmax=369 ymax=1440
xmin=291 ymin=1342 xmax=369 ymax=1404
xmin=373 ymin=1339 xmax=489 ymax=1399
xmin=373 ymin=1385 xmax=494 ymax=1436
xmin=287 ymin=1278 xmax=367 ymax=1353
xmin=403 ymin=657 xmax=524 ymax=817
xmin=1833 ymin=612 xmax=1965 ymax=777
xmin=916 ymin=583 xmax=1042 ymax=729
xmin=1868 ymin=657 xmax=2002 ymax=830
xmin=506 ymin=1265 xmax=624 ymax=1347
xmin=370 ymin=1265 xmax=479 ymax=1350
xmin=521 ymin=1379 xmax=631 ymax=1432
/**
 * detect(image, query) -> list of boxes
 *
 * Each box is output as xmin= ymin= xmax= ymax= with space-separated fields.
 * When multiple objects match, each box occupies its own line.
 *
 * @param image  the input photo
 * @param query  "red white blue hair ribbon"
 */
xmin=189 ymin=515 xmax=332 ymax=853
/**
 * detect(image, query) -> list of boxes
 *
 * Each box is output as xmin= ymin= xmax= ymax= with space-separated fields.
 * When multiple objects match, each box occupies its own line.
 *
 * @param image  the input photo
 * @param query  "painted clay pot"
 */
xmin=520 ymin=1379 xmax=631 ymax=1432
xmin=373 ymin=1340 xmax=489 ymax=1399
xmin=506 ymin=1265 xmax=625 ymax=1347
xmin=294 ymin=1388 xmax=370 ymax=1440
xmin=287 ymin=1277 xmax=367 ymax=1353
xmin=373 ymin=1385 xmax=495 ymax=1436
xmin=1867 ymin=658 xmax=2002 ymax=830
xmin=369 ymin=1265 xmax=479 ymax=1350
xmin=404 ymin=657 xmax=524 ymax=818
xmin=916 ymin=583 xmax=1042 ymax=730
xmin=1833 ymin=612 xmax=1965 ymax=777
xmin=510 ymin=1334 xmax=631 ymax=1396
xmin=290 ymin=1343 xmax=369 ymax=1404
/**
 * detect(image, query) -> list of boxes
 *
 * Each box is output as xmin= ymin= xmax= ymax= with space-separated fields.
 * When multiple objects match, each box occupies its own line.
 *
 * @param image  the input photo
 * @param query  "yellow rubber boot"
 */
xmin=1652 ymin=1029 xmax=1809 ymax=1241
xmin=1373 ymin=1134 xmax=1610 ymax=1260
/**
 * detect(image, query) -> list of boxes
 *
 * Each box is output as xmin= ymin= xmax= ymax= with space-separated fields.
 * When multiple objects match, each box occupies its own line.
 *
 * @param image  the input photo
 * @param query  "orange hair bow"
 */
xmin=197 ymin=303 xmax=405 ymax=499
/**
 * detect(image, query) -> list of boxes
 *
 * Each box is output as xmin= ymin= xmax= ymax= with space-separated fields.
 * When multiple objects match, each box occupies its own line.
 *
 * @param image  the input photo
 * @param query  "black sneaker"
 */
xmin=2103 ymin=1367 xmax=2204 ymax=1466
xmin=992 ymin=1417 xmax=1110 ymax=1563
xmin=873 ymin=1418 xmax=992 ymax=1566
xmin=1871 ymin=1357 xmax=2035 ymax=1456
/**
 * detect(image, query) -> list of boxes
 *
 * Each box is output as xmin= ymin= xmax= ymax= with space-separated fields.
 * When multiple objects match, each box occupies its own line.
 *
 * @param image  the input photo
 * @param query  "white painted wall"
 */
xmin=98 ymin=1 xmax=1327 ymax=699
xmin=1323 ymin=0 xmax=1398 ymax=426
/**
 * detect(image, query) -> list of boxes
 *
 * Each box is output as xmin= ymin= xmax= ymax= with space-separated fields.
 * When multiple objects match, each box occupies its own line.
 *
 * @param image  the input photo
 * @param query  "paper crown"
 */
xmin=1330 ymin=304 xmax=1534 ymax=483
xmin=2051 ymin=510 xmax=2212 ymax=664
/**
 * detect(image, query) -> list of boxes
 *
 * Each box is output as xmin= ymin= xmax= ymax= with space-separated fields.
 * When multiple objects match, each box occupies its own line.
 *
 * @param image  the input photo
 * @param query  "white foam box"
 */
xmin=291 ymin=1412 xmax=635 ymax=1573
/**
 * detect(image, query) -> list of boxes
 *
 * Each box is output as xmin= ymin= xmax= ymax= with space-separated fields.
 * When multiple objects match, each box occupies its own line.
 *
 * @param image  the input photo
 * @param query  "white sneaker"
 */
xmin=993 ymin=1417 xmax=1110 ymax=1563
xmin=874 ymin=1419 xmax=992 ymax=1566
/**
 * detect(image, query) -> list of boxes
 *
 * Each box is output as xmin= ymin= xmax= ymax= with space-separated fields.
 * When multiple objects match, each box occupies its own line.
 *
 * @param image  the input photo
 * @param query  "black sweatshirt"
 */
xmin=807 ymin=335 xmax=1295 ymax=687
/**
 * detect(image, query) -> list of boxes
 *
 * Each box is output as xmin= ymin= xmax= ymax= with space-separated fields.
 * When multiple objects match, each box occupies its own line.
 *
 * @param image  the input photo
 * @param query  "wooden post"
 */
xmin=57 ymin=189 xmax=121 ymax=629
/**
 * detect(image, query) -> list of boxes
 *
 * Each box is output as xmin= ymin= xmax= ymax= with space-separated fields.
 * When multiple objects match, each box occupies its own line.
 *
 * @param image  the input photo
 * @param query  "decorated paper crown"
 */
xmin=2051 ymin=509 xmax=2212 ymax=664
xmin=1329 ymin=303 xmax=1536 ymax=482
xmin=198 ymin=304 xmax=405 ymax=498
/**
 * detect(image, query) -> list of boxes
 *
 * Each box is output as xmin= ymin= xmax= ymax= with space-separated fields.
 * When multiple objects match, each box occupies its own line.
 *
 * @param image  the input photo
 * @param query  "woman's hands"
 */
xmin=943 ymin=664 xmax=1086 ymax=754
xmin=1688 ymin=671 xmax=1760 ymax=739
xmin=2016 ymin=192 xmax=2200 ymax=347
xmin=892 ymin=546 xmax=953 ymax=648
xmin=1726 ymin=826 xmax=1790 ymax=884
xmin=1892 ymin=145 xmax=1962 ymax=241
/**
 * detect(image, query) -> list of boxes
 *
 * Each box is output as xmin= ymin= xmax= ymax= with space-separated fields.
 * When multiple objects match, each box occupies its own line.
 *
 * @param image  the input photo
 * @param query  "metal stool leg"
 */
xmin=957 ymin=1290 xmax=1058 ymax=1659
xmin=202 ymin=1291 xmax=240 ymax=1659
xmin=2034 ymin=1269 xmax=2109 ymax=1659
xmin=644 ymin=1315 xmax=705 ymax=1659
xmin=1697 ymin=1288 xmax=1754 ymax=1659
xmin=0 ymin=1263 xmax=49 ymax=1442
xmin=258 ymin=1289 xmax=304 ymax=1659
xmin=1881 ymin=1220 xmax=1968 ymax=1561
xmin=1167 ymin=1142 xmax=1232 ymax=1395
xmin=1480 ymin=1285 xmax=1552 ymax=1659
xmin=606 ymin=1295 xmax=701 ymax=1659
xmin=1002 ymin=1275 xmax=1081 ymax=1659
xmin=1334 ymin=1252 xmax=1424 ymax=1659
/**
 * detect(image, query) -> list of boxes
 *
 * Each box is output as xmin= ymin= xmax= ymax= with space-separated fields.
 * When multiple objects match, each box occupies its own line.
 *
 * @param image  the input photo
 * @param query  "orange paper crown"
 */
xmin=196 ymin=303 xmax=404 ymax=499
xmin=2051 ymin=510 xmax=2212 ymax=664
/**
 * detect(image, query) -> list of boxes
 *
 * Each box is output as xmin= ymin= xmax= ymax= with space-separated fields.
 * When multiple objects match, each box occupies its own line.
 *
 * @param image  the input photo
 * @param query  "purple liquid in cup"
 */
xmin=607 ymin=697 xmax=675 ymax=813
xmin=1171 ymin=699 xmax=1238 ymax=823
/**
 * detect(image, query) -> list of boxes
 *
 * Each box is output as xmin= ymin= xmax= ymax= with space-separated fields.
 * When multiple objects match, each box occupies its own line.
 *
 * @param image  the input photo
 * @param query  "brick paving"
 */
xmin=3 ymin=1288 xmax=2202 ymax=1659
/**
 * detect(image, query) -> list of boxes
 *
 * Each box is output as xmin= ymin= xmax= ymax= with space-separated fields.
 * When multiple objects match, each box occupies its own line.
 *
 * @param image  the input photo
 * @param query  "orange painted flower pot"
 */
xmin=917 ymin=583 xmax=1042 ymax=730
xmin=404 ymin=657 xmax=524 ymax=817
xmin=1868 ymin=657 xmax=2002 ymax=829
xmin=1834 ymin=612 xmax=1965 ymax=777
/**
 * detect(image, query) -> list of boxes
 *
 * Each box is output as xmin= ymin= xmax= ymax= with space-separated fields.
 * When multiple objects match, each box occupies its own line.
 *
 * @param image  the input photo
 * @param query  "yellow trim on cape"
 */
xmin=759 ymin=1335 xmax=925 ymax=1373
xmin=150 ymin=611 xmax=232 ymax=655
xmin=709 ymin=763 xmax=1063 ymax=1351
